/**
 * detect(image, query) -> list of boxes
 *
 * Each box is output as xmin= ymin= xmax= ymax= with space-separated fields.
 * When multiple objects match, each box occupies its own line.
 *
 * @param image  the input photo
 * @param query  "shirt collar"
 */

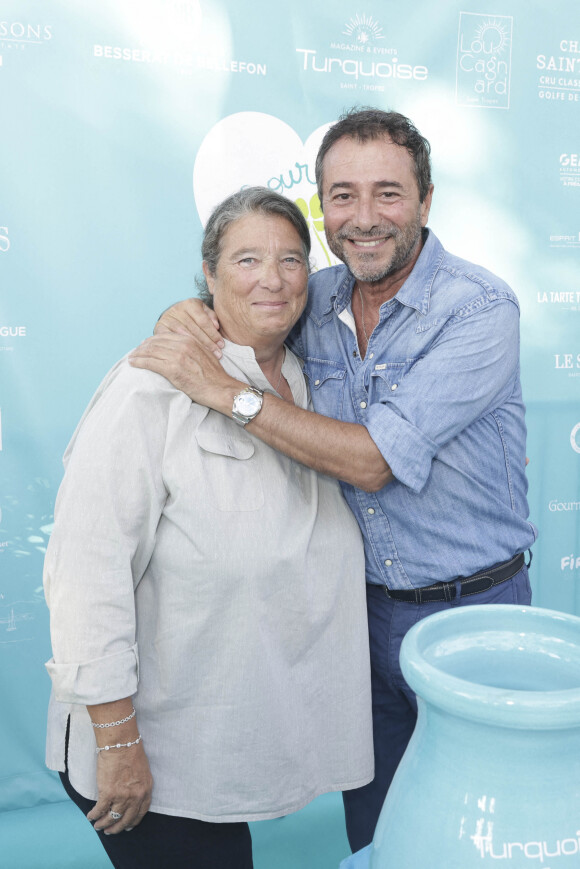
xmin=220 ymin=339 xmax=308 ymax=408
xmin=330 ymin=229 xmax=445 ymax=318
xmin=221 ymin=338 xmax=260 ymax=365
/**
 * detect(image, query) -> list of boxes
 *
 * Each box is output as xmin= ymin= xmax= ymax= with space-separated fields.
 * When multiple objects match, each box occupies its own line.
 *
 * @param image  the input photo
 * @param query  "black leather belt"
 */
xmin=384 ymin=552 xmax=527 ymax=604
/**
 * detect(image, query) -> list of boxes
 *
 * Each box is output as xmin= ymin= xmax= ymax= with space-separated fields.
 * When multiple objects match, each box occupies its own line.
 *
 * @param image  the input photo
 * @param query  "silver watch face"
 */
xmin=235 ymin=392 xmax=262 ymax=417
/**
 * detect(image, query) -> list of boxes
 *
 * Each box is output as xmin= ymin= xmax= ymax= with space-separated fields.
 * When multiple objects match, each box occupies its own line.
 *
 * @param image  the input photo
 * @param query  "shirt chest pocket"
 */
xmin=303 ymin=359 xmax=347 ymax=420
xmin=195 ymin=419 xmax=264 ymax=512
xmin=369 ymin=358 xmax=421 ymax=401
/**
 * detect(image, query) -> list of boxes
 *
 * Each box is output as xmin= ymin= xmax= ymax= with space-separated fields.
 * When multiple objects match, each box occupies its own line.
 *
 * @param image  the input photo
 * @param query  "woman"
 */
xmin=44 ymin=187 xmax=373 ymax=868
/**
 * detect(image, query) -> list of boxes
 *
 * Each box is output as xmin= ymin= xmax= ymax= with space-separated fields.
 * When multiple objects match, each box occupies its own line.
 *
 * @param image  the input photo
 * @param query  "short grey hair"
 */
xmin=315 ymin=107 xmax=432 ymax=204
xmin=196 ymin=187 xmax=312 ymax=306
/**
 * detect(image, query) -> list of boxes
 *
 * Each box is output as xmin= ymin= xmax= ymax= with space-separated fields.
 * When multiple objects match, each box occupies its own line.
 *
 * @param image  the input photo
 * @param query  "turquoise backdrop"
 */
xmin=1 ymin=1 xmax=579 ymax=866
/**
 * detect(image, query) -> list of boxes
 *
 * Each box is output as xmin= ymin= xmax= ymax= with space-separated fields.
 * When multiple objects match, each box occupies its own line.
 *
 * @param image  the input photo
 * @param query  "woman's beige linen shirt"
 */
xmin=44 ymin=341 xmax=374 ymax=822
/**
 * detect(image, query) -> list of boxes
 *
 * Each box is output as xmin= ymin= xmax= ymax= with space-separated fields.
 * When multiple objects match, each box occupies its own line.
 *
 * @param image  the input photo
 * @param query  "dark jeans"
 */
xmin=60 ymin=733 xmax=253 ymax=869
xmin=342 ymin=567 xmax=532 ymax=853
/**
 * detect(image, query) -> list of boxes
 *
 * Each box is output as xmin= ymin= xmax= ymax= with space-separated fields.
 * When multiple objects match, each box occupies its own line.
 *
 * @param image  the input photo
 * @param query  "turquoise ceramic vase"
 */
xmin=340 ymin=604 xmax=580 ymax=869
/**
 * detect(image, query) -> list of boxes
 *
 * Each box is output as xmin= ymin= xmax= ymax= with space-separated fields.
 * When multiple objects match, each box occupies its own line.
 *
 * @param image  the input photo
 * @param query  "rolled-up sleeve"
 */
xmin=44 ymin=361 xmax=172 ymax=705
xmin=45 ymin=645 xmax=140 ymax=704
xmin=365 ymin=298 xmax=521 ymax=493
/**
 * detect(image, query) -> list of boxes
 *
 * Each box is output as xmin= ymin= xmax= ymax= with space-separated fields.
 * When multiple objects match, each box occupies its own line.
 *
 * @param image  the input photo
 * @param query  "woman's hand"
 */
xmin=87 ymin=699 xmax=153 ymax=835
xmin=88 ymin=741 xmax=153 ymax=835
xmin=155 ymin=298 xmax=224 ymax=358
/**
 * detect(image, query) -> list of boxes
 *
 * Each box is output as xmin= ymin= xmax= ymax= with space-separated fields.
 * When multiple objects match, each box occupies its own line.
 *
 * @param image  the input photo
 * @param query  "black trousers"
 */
xmin=60 ymin=725 xmax=253 ymax=869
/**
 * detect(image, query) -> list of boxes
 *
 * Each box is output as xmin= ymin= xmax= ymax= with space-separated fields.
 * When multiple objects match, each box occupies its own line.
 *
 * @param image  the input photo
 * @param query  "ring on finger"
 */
xmin=110 ymin=810 xmax=122 ymax=820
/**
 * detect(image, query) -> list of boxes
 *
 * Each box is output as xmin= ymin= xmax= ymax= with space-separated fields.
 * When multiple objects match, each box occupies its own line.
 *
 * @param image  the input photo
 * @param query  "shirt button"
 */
xmin=367 ymin=508 xmax=375 ymax=515
xmin=360 ymin=401 xmax=367 ymax=409
xmin=391 ymin=384 xmax=398 ymax=391
xmin=369 ymin=352 xmax=374 ymax=359
xmin=384 ymin=559 xmax=392 ymax=567
xmin=314 ymin=379 xmax=320 ymax=386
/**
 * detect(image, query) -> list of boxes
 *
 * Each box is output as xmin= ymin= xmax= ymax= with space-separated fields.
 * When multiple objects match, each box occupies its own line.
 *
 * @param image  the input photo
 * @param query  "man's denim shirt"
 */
xmin=289 ymin=229 xmax=537 ymax=590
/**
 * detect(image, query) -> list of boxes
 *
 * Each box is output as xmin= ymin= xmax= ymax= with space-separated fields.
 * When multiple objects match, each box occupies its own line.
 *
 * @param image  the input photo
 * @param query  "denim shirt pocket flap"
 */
xmin=371 ymin=359 xmax=420 ymax=392
xmin=303 ymin=360 xmax=347 ymax=391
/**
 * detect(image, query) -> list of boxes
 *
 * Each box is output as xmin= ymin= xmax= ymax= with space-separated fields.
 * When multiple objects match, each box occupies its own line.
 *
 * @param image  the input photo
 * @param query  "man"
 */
xmin=129 ymin=109 xmax=537 ymax=852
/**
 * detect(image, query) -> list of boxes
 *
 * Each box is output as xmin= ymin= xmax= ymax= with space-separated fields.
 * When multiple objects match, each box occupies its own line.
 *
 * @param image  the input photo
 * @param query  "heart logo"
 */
xmin=193 ymin=112 xmax=341 ymax=271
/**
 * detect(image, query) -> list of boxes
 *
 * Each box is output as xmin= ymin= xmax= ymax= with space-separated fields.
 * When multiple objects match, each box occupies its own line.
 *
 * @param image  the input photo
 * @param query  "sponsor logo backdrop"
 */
xmin=1 ymin=0 xmax=579 ymax=856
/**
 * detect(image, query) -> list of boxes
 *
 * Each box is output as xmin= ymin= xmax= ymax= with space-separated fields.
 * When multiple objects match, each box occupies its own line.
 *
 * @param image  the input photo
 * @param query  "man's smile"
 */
xmin=348 ymin=238 xmax=387 ymax=248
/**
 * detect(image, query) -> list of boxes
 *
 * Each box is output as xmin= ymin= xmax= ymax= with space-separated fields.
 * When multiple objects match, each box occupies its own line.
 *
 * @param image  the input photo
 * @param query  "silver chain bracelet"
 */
xmin=91 ymin=708 xmax=136 ymax=729
xmin=96 ymin=735 xmax=143 ymax=754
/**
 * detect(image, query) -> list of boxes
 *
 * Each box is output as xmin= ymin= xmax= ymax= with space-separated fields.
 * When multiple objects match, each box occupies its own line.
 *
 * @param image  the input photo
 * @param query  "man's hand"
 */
xmin=155 ymin=298 xmax=224 ymax=358
xmin=129 ymin=332 xmax=240 ymax=412
xmin=88 ymin=742 xmax=153 ymax=835
xmin=137 ymin=305 xmax=391 ymax=491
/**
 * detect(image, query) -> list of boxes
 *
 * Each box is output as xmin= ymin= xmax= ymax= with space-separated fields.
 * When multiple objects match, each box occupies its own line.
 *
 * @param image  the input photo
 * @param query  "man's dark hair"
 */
xmin=315 ymin=107 xmax=432 ymax=204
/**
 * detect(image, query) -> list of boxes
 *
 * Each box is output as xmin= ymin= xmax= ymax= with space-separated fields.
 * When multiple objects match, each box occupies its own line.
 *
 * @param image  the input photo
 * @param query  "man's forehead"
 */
xmin=320 ymin=133 xmax=416 ymax=187
xmin=323 ymin=133 xmax=399 ymax=160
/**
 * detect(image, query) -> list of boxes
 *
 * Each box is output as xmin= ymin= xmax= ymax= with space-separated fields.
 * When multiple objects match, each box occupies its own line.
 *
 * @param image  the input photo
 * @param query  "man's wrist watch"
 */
xmin=232 ymin=386 xmax=264 ymax=426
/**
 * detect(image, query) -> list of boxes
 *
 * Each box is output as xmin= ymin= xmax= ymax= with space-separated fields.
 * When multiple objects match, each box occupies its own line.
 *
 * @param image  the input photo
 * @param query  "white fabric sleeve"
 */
xmin=44 ymin=359 xmax=176 ymax=705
